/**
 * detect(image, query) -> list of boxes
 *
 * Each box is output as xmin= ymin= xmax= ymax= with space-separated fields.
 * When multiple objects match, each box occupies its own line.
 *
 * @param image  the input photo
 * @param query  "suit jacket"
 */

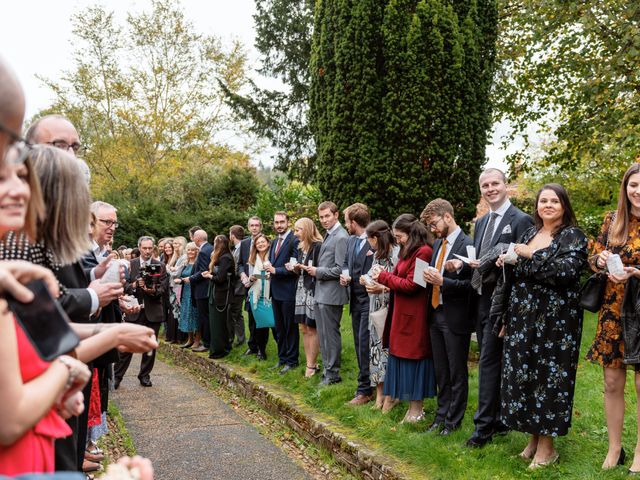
xmin=125 ymin=257 xmax=167 ymax=323
xmin=81 ymin=252 xmax=122 ymax=324
xmin=238 ymin=237 xmax=252 ymax=277
xmin=474 ymin=204 xmax=534 ymax=294
xmin=429 ymin=231 xmax=475 ymax=334
xmin=378 ymin=244 xmax=433 ymax=359
xmin=208 ymin=252 xmax=235 ymax=305
xmin=189 ymin=242 xmax=213 ymax=300
xmin=55 ymin=262 xmax=93 ymax=323
xmin=268 ymin=231 xmax=299 ymax=302
xmin=343 ymin=235 xmax=374 ymax=305
xmin=314 ymin=224 xmax=350 ymax=306
xmin=297 ymin=242 xmax=322 ymax=293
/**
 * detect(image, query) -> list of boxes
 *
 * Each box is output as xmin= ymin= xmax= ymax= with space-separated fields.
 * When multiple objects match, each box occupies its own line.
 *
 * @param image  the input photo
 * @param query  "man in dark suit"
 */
xmin=266 ymin=211 xmax=299 ymax=373
xmin=421 ymin=199 xmax=475 ymax=436
xmin=239 ymin=216 xmax=269 ymax=359
xmin=341 ymin=203 xmax=374 ymax=405
xmin=188 ymin=230 xmax=214 ymax=352
xmin=228 ymin=225 xmax=247 ymax=347
xmin=449 ymin=168 xmax=533 ymax=448
xmin=114 ymin=236 xmax=167 ymax=388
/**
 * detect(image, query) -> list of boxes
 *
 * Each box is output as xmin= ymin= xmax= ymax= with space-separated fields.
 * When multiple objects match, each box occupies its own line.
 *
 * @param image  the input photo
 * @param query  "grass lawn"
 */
xmin=203 ymin=310 xmax=636 ymax=479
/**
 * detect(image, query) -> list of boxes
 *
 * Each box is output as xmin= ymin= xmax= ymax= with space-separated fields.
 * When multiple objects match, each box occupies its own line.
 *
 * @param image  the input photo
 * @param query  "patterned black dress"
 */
xmin=500 ymin=226 xmax=587 ymax=437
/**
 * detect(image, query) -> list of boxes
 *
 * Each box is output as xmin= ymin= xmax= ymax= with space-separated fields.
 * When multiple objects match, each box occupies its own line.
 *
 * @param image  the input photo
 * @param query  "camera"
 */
xmin=139 ymin=263 xmax=162 ymax=289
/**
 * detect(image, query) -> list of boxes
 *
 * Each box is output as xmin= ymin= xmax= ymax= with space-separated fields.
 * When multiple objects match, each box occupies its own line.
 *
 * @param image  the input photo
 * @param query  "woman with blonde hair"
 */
xmin=290 ymin=218 xmax=323 ymax=377
xmin=587 ymin=163 xmax=640 ymax=471
xmin=173 ymin=242 xmax=200 ymax=348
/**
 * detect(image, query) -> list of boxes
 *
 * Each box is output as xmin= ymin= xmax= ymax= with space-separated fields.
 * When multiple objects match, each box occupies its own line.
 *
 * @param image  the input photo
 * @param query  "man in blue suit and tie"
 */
xmin=265 ymin=211 xmax=300 ymax=374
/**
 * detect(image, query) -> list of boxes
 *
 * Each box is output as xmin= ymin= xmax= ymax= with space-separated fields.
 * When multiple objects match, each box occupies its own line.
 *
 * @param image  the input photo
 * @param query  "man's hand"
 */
xmin=57 ymin=391 xmax=84 ymax=419
xmin=306 ymin=266 xmax=317 ymax=277
xmin=445 ymin=259 xmax=463 ymax=272
xmin=114 ymin=323 xmax=159 ymax=353
xmin=89 ymin=280 xmax=124 ymax=307
xmin=93 ymin=257 xmax=112 ymax=280
xmin=118 ymin=297 xmax=141 ymax=316
xmin=423 ymin=268 xmax=443 ymax=286
xmin=0 ymin=260 xmax=59 ymax=301
xmin=468 ymin=259 xmax=480 ymax=269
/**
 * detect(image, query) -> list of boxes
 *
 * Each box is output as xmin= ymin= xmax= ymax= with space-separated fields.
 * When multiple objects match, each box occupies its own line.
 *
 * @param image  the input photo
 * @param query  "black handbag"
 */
xmin=579 ymin=273 xmax=607 ymax=312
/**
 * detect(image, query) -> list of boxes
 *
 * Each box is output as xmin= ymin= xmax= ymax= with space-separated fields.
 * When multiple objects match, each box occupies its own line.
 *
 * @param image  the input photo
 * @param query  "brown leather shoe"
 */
xmin=347 ymin=394 xmax=373 ymax=406
xmin=84 ymin=451 xmax=105 ymax=463
xmin=82 ymin=459 xmax=101 ymax=472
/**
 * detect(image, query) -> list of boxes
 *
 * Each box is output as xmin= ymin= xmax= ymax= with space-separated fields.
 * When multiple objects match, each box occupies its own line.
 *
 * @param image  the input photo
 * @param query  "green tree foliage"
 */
xmin=221 ymin=0 xmax=316 ymax=180
xmin=495 ymin=1 xmax=640 ymax=173
xmin=36 ymin=0 xmax=259 ymax=245
xmin=310 ymin=0 xmax=497 ymax=222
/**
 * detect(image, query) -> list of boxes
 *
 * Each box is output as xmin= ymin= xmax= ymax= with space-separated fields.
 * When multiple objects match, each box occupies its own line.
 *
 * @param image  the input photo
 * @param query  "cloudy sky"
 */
xmin=1 ymin=0 xmax=513 ymax=168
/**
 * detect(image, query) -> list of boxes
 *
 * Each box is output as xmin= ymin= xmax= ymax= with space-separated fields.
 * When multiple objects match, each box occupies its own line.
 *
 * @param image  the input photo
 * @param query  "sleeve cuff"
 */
xmin=87 ymin=288 xmax=99 ymax=314
xmin=90 ymin=267 xmax=97 ymax=282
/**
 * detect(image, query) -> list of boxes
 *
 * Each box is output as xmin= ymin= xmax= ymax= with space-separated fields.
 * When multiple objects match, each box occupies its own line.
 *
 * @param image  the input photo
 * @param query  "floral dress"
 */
xmin=500 ymin=226 xmax=587 ymax=437
xmin=586 ymin=212 xmax=640 ymax=369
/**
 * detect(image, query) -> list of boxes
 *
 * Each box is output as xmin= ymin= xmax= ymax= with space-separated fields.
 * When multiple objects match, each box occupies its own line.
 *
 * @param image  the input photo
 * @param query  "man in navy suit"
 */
xmin=421 ymin=199 xmax=475 ymax=436
xmin=265 ymin=211 xmax=299 ymax=373
xmin=188 ymin=230 xmax=214 ymax=352
xmin=449 ymin=168 xmax=533 ymax=448
xmin=341 ymin=203 xmax=374 ymax=405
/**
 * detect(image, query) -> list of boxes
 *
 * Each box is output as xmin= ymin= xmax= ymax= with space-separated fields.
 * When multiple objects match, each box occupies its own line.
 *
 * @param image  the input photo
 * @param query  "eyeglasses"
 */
xmin=98 ymin=219 xmax=119 ymax=228
xmin=427 ymin=217 xmax=443 ymax=230
xmin=0 ymin=121 xmax=32 ymax=165
xmin=46 ymin=140 xmax=84 ymax=155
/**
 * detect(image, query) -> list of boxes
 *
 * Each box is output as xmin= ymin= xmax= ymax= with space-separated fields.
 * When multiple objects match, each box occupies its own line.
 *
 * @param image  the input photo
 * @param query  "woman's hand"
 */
xmin=496 ymin=254 xmax=505 ymax=268
xmin=498 ymin=325 xmax=506 ymax=338
xmin=370 ymin=265 xmax=383 ymax=281
xmin=596 ymin=250 xmax=611 ymax=269
xmin=609 ymin=267 xmax=636 ymax=284
xmin=201 ymin=270 xmax=212 ymax=279
xmin=365 ymin=283 xmax=386 ymax=295
xmin=173 ymin=278 xmax=182 ymax=284
xmin=57 ymin=391 xmax=84 ymax=419
xmin=513 ymin=243 xmax=534 ymax=259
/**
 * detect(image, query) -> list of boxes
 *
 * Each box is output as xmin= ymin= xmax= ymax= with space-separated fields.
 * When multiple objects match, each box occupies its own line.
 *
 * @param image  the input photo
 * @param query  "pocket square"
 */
xmin=366 ymin=250 xmax=373 ymax=256
xmin=501 ymin=225 xmax=512 ymax=235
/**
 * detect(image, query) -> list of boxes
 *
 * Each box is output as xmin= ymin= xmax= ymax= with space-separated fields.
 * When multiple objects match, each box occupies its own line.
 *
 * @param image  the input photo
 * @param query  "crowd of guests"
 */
xmin=3 ymin=49 xmax=640 ymax=479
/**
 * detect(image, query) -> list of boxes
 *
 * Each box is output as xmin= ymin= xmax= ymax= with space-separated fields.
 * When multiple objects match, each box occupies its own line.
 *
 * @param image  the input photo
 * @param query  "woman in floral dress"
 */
xmin=586 ymin=163 xmax=640 ymax=471
xmin=499 ymin=184 xmax=587 ymax=469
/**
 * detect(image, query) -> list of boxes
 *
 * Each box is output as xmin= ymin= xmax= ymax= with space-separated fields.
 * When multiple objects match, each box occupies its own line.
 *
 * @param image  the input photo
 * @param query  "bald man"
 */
xmin=188 ymin=230 xmax=214 ymax=351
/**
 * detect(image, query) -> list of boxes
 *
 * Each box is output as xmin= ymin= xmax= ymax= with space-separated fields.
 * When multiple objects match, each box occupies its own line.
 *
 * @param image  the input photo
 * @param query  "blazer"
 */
xmin=189 ymin=242 xmax=214 ymax=300
xmin=55 ymin=262 xmax=93 ymax=323
xmin=343 ymin=235 xmax=374 ymax=305
xmin=268 ymin=231 xmax=299 ymax=302
xmin=238 ymin=237 xmax=252 ymax=277
xmin=378 ymin=244 xmax=433 ymax=360
xmin=208 ymin=252 xmax=235 ymax=306
xmin=474 ymin=204 xmax=533 ymax=293
xmin=429 ymin=231 xmax=475 ymax=334
xmin=81 ymin=252 xmax=122 ymax=324
xmin=297 ymin=242 xmax=322 ymax=293
xmin=314 ymin=224 xmax=350 ymax=306
xmin=125 ymin=257 xmax=167 ymax=323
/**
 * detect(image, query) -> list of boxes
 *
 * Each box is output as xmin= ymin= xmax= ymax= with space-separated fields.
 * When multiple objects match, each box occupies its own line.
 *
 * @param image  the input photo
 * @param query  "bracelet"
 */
xmin=57 ymin=355 xmax=77 ymax=390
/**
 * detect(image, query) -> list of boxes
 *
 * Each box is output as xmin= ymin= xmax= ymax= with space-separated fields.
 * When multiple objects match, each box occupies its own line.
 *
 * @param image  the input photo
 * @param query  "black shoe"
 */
xmin=465 ymin=435 xmax=492 ymax=448
xmin=427 ymin=422 xmax=443 ymax=433
xmin=440 ymin=425 xmax=460 ymax=437
xmin=113 ymin=378 xmax=122 ymax=390
xmin=279 ymin=364 xmax=297 ymax=375
xmin=139 ymin=377 xmax=152 ymax=387
xmin=243 ymin=348 xmax=257 ymax=356
xmin=618 ymin=448 xmax=626 ymax=466
xmin=209 ymin=352 xmax=229 ymax=359
xmin=233 ymin=340 xmax=245 ymax=348
xmin=256 ymin=351 xmax=267 ymax=361
xmin=319 ymin=376 xmax=342 ymax=386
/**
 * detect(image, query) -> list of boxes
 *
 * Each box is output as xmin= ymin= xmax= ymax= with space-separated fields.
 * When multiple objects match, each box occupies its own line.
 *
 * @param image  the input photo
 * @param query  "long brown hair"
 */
xmin=392 ymin=214 xmax=431 ymax=259
xmin=366 ymin=220 xmax=396 ymax=260
xmin=248 ymin=233 xmax=270 ymax=265
xmin=610 ymin=163 xmax=640 ymax=246
xmin=294 ymin=217 xmax=323 ymax=253
xmin=209 ymin=235 xmax=233 ymax=271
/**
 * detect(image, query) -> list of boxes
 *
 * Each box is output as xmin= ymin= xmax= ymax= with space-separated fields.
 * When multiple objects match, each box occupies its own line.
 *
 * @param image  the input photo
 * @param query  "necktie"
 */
xmin=471 ymin=212 xmax=499 ymax=292
xmin=275 ymin=236 xmax=283 ymax=257
xmin=431 ymin=239 xmax=448 ymax=309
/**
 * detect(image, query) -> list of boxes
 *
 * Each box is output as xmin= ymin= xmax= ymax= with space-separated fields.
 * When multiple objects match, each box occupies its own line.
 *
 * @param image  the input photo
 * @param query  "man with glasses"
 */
xmin=420 ymin=199 xmax=474 ymax=436
xmin=25 ymin=114 xmax=84 ymax=156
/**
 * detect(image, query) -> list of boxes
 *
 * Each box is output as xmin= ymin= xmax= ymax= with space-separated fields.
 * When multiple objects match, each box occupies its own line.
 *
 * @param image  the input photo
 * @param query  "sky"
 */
xmin=1 ymin=0 xmax=513 ymax=169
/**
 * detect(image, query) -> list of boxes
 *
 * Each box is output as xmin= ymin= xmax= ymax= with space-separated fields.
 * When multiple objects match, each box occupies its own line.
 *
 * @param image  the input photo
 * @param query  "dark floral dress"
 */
xmin=586 ymin=212 xmax=640 ymax=369
xmin=500 ymin=226 xmax=587 ymax=437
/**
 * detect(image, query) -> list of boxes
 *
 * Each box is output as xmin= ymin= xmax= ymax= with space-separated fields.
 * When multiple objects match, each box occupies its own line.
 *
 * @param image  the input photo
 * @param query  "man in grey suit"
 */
xmin=306 ymin=201 xmax=349 ymax=385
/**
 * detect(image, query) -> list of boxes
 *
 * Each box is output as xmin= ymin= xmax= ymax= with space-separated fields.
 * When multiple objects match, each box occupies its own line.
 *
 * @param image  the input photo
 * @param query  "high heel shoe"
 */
xmin=400 ymin=411 xmax=425 ymax=424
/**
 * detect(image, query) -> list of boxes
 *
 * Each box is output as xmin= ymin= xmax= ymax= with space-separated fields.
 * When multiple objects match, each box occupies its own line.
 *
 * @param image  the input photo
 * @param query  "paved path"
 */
xmin=112 ymin=355 xmax=310 ymax=480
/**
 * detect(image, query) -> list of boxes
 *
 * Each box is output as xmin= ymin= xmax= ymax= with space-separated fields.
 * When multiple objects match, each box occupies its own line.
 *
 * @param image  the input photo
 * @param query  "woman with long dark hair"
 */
xmin=371 ymin=214 xmax=435 ymax=423
xmin=498 ymin=183 xmax=587 ymax=469
xmin=202 ymin=235 xmax=235 ymax=359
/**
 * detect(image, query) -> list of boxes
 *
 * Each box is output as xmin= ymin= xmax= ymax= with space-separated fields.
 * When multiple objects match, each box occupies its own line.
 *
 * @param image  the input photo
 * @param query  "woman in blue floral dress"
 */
xmin=498 ymin=184 xmax=587 ymax=469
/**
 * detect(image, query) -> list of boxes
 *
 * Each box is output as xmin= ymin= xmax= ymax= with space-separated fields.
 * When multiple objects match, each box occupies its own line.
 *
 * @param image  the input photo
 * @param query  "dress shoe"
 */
xmin=279 ymin=364 xmax=297 ymax=375
xmin=139 ymin=377 xmax=152 ymax=387
xmin=439 ymin=425 xmax=460 ymax=436
xmin=426 ymin=421 xmax=443 ymax=433
xmin=113 ymin=378 xmax=122 ymax=390
xmin=180 ymin=342 xmax=194 ymax=349
xmin=209 ymin=352 xmax=228 ymax=359
xmin=528 ymin=452 xmax=559 ymax=470
xmin=82 ymin=460 xmax=101 ymax=473
xmin=191 ymin=345 xmax=207 ymax=352
xmin=319 ymin=376 xmax=342 ymax=386
xmin=347 ymin=394 xmax=373 ymax=406
xmin=84 ymin=451 xmax=105 ymax=463
xmin=243 ymin=348 xmax=258 ymax=356
xmin=256 ymin=352 xmax=267 ymax=361
xmin=465 ymin=435 xmax=492 ymax=448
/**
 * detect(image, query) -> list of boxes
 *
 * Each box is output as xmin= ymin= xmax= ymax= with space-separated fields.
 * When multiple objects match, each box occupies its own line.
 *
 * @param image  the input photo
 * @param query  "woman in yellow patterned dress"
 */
xmin=586 ymin=163 xmax=640 ymax=471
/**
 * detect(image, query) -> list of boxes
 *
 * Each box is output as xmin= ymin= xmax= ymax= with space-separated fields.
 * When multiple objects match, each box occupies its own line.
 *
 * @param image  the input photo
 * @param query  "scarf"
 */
xmin=249 ymin=254 xmax=271 ymax=309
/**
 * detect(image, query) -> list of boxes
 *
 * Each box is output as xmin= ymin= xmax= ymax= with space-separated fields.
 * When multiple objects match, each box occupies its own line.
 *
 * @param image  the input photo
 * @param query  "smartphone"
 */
xmin=8 ymin=279 xmax=80 ymax=361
